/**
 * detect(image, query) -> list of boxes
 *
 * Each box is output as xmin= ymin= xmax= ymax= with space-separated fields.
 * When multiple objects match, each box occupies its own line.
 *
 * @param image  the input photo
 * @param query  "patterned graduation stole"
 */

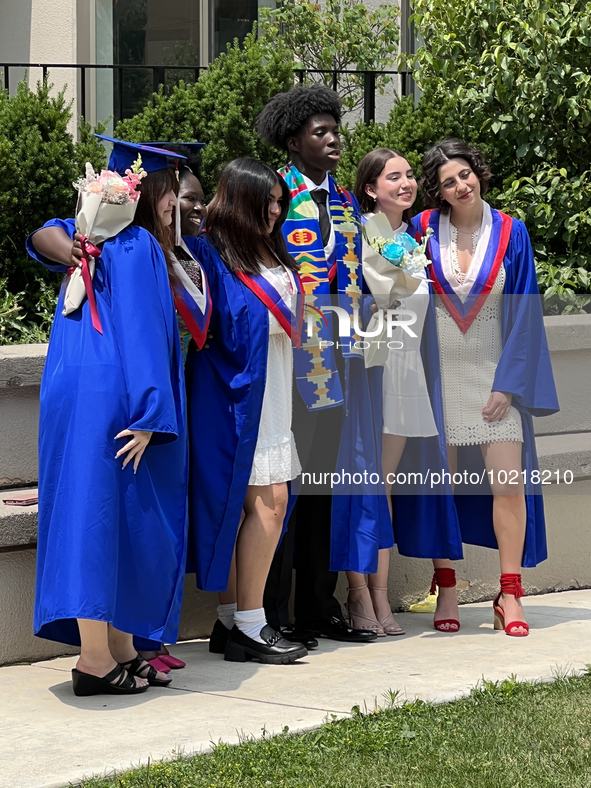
xmin=421 ymin=208 xmax=513 ymax=334
xmin=279 ymin=164 xmax=364 ymax=411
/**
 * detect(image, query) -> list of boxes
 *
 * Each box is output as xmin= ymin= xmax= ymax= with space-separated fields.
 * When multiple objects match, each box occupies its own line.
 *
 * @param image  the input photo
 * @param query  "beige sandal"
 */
xmin=368 ymin=586 xmax=405 ymax=636
xmin=346 ymin=585 xmax=386 ymax=636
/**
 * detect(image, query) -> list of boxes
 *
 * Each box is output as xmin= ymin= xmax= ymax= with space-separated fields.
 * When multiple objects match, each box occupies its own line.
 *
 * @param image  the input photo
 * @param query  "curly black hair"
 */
xmin=256 ymin=84 xmax=342 ymax=150
xmin=420 ymin=138 xmax=492 ymax=214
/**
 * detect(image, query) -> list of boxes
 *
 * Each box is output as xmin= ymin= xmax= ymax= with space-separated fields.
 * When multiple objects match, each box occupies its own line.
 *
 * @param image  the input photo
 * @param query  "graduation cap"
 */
xmin=145 ymin=142 xmax=206 ymax=177
xmin=94 ymin=134 xmax=188 ymax=175
xmin=144 ymin=142 xmax=206 ymax=155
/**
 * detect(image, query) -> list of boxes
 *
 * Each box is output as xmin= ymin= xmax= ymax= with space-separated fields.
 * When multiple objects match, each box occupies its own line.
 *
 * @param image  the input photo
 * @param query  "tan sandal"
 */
xmin=368 ymin=586 xmax=405 ymax=636
xmin=346 ymin=585 xmax=385 ymax=636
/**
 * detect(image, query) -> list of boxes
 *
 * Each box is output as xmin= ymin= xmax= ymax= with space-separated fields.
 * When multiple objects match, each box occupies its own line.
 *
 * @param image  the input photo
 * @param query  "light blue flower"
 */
xmin=382 ymin=241 xmax=406 ymax=266
xmin=397 ymin=232 xmax=419 ymax=252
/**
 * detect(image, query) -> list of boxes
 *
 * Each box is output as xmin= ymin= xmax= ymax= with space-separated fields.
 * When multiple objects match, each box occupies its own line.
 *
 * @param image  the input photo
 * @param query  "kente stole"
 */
xmin=279 ymin=164 xmax=364 ymax=411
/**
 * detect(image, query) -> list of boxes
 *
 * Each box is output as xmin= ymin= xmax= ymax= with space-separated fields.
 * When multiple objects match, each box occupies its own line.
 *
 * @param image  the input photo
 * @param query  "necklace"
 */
xmin=450 ymin=224 xmax=480 ymax=285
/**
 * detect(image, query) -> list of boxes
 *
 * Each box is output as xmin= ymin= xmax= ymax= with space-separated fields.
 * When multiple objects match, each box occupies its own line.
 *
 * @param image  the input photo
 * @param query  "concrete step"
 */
xmin=0 ymin=488 xmax=38 ymax=550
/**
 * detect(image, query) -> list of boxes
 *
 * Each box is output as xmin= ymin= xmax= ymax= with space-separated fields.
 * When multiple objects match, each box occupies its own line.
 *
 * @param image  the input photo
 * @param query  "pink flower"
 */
xmin=110 ymin=179 xmax=131 ymax=194
xmin=86 ymin=181 xmax=103 ymax=193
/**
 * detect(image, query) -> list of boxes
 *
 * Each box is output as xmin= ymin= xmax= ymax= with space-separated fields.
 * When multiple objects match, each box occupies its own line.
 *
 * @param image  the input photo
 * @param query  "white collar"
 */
xmin=439 ymin=201 xmax=493 ymax=300
xmin=302 ymin=172 xmax=331 ymax=194
xmin=176 ymin=239 xmax=207 ymax=312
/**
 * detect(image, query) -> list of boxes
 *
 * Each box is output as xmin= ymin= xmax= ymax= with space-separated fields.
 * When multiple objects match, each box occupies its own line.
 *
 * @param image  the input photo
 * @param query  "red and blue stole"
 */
xmin=421 ymin=207 xmax=513 ymax=334
xmin=235 ymin=267 xmax=304 ymax=348
xmin=171 ymin=242 xmax=212 ymax=350
xmin=279 ymin=164 xmax=364 ymax=410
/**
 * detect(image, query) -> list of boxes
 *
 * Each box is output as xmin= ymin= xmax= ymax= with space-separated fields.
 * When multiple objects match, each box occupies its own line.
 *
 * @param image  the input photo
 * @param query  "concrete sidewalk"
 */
xmin=2 ymin=588 xmax=591 ymax=788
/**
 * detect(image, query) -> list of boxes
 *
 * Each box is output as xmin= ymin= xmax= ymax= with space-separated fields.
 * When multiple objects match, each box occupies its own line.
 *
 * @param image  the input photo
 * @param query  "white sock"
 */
xmin=234 ymin=608 xmax=267 ymax=644
xmin=217 ymin=603 xmax=237 ymax=630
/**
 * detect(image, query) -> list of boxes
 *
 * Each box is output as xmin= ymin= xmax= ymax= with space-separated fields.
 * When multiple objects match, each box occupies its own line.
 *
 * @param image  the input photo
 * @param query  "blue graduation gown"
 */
xmin=183 ymin=235 xmax=272 ymax=592
xmin=393 ymin=212 xmax=559 ymax=567
xmin=27 ymin=219 xmax=189 ymax=646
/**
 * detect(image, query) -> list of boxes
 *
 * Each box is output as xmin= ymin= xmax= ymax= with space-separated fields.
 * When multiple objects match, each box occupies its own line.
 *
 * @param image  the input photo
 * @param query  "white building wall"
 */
xmin=0 ymin=0 xmax=82 ymax=133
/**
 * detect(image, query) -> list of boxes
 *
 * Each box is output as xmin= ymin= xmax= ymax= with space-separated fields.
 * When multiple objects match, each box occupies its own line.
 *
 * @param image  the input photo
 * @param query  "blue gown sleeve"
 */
xmin=26 ymin=218 xmax=76 ymax=272
xmin=492 ymin=219 xmax=559 ymax=417
xmin=107 ymin=227 xmax=181 ymax=444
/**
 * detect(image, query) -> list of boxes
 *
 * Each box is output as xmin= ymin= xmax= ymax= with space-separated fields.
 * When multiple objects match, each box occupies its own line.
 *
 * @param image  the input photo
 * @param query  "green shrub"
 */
xmin=114 ymin=29 xmax=294 ymax=198
xmin=337 ymin=91 xmax=492 ymax=199
xmin=0 ymin=79 xmax=106 ymax=339
xmin=498 ymin=166 xmax=591 ymax=309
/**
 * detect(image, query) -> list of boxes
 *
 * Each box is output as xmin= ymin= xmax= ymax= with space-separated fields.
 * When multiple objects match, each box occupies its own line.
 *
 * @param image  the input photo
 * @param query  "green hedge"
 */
xmin=0 ymin=80 xmax=106 ymax=343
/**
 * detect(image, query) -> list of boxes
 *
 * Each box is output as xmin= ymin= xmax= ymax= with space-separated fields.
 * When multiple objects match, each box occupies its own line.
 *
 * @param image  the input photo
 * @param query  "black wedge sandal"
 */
xmin=121 ymin=654 xmax=173 ymax=687
xmin=71 ymin=664 xmax=150 ymax=697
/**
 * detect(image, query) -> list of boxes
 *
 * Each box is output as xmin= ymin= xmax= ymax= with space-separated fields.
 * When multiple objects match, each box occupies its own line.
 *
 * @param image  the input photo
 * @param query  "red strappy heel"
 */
xmin=431 ymin=568 xmax=460 ymax=632
xmin=493 ymin=573 xmax=529 ymax=637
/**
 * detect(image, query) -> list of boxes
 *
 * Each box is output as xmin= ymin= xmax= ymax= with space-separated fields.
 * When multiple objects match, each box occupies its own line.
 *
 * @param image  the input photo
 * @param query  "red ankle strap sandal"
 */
xmin=431 ymin=568 xmax=460 ymax=633
xmin=493 ymin=573 xmax=529 ymax=637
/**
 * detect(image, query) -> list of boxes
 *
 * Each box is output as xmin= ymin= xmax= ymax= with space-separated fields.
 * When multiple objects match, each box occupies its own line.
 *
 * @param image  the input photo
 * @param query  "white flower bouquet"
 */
xmin=362 ymin=213 xmax=433 ymax=368
xmin=63 ymin=159 xmax=146 ymax=331
xmin=362 ymin=212 xmax=432 ymax=309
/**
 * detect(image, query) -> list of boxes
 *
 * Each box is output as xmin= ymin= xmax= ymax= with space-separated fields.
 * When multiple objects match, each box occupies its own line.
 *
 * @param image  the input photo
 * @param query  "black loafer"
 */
xmin=224 ymin=625 xmax=308 ymax=664
xmin=279 ymin=625 xmax=319 ymax=650
xmin=209 ymin=618 xmax=232 ymax=654
xmin=298 ymin=616 xmax=378 ymax=643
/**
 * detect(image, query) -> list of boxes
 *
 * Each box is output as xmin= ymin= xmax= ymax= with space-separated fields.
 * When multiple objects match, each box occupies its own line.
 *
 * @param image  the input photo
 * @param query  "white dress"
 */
xmin=435 ymin=216 xmax=523 ymax=446
xmin=248 ymin=264 xmax=302 ymax=486
xmin=363 ymin=216 xmax=438 ymax=438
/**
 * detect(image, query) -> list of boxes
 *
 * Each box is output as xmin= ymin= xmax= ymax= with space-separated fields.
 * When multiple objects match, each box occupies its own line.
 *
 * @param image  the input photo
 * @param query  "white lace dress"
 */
xmin=248 ymin=264 xmax=302 ymax=486
xmin=435 ymin=218 xmax=523 ymax=446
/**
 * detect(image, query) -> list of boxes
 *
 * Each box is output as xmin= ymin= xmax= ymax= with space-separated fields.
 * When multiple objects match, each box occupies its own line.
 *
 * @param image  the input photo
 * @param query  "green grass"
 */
xmin=83 ymin=673 xmax=591 ymax=788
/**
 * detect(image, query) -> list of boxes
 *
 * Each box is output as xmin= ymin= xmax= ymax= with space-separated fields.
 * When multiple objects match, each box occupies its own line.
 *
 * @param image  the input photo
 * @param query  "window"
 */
xmin=110 ymin=0 xmax=201 ymax=122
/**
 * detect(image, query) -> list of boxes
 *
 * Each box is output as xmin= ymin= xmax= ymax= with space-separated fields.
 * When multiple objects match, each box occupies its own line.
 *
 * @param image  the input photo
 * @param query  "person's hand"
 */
xmin=369 ymin=300 xmax=400 ymax=316
xmin=70 ymin=233 xmax=84 ymax=268
xmin=482 ymin=391 xmax=512 ymax=422
xmin=115 ymin=429 xmax=153 ymax=472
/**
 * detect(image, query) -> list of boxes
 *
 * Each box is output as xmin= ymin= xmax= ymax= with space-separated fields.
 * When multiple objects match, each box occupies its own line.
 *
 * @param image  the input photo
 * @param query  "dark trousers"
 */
xmin=263 ymin=395 xmax=343 ymax=627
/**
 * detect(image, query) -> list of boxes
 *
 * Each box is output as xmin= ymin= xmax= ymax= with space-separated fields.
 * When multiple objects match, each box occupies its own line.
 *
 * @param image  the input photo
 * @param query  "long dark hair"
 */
xmin=133 ymin=167 xmax=179 ymax=274
xmin=203 ymin=158 xmax=297 ymax=275
xmin=420 ymin=138 xmax=492 ymax=214
xmin=354 ymin=148 xmax=414 ymax=223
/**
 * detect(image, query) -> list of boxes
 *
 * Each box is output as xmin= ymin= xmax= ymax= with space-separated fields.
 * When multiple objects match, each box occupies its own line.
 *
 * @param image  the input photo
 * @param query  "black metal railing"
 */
xmin=1 ymin=62 xmax=411 ymax=125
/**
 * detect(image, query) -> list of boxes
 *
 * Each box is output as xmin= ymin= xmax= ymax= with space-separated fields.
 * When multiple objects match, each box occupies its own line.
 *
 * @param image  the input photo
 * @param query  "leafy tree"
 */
xmin=407 ymin=0 xmax=591 ymax=174
xmin=0 ymin=79 xmax=106 ymax=341
xmin=115 ymin=30 xmax=294 ymax=197
xmin=258 ymin=0 xmax=400 ymax=113
xmin=397 ymin=0 xmax=591 ymax=298
xmin=337 ymin=91 xmax=491 ymax=200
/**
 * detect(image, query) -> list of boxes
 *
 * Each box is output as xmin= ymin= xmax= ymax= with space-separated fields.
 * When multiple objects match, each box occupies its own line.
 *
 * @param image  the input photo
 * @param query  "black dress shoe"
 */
xmin=279 ymin=625 xmax=319 ymax=650
xmin=297 ymin=616 xmax=378 ymax=643
xmin=224 ymin=625 xmax=308 ymax=664
xmin=209 ymin=618 xmax=232 ymax=654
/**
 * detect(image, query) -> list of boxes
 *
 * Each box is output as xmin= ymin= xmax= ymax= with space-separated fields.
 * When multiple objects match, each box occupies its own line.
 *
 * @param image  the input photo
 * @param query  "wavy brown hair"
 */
xmin=203 ymin=158 xmax=297 ymax=275
xmin=132 ymin=167 xmax=179 ymax=275
xmin=420 ymin=139 xmax=492 ymax=215
xmin=354 ymin=148 xmax=415 ymax=223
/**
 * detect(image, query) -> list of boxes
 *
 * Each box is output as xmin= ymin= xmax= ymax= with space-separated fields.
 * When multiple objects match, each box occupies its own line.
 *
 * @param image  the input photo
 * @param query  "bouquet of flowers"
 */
xmin=362 ymin=212 xmax=432 ymax=307
xmin=63 ymin=158 xmax=146 ymax=332
xmin=362 ymin=213 xmax=433 ymax=368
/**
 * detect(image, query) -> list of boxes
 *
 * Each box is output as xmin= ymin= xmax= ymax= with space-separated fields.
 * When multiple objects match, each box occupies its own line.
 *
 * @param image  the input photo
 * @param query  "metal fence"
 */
xmin=0 ymin=63 xmax=412 ymax=125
